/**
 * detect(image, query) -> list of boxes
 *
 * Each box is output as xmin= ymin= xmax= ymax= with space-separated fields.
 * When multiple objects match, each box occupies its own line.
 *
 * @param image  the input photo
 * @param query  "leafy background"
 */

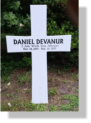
xmin=1 ymin=0 xmax=78 ymax=78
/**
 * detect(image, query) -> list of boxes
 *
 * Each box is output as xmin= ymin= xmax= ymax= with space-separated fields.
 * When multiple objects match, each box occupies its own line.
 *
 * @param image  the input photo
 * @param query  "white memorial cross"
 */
xmin=6 ymin=5 xmax=71 ymax=104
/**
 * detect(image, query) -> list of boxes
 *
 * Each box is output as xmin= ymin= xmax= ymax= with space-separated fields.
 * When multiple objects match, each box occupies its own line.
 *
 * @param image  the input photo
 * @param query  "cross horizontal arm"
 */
xmin=6 ymin=35 xmax=71 ymax=52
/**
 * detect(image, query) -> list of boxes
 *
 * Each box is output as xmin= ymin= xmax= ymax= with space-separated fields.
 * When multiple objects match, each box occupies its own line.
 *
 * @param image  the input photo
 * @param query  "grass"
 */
xmin=48 ymin=87 xmax=57 ymax=96
xmin=26 ymin=89 xmax=30 ymax=93
xmin=17 ymin=71 xmax=31 ymax=84
xmin=2 ymin=76 xmax=10 ymax=84
xmin=49 ymin=105 xmax=57 ymax=111
xmin=71 ymin=73 xmax=78 ymax=81
xmin=1 ymin=100 xmax=47 ymax=111
xmin=76 ymin=89 xmax=78 ymax=93
xmin=7 ymin=93 xmax=14 ymax=98
xmin=1 ymin=64 xmax=79 ymax=111
xmin=62 ymin=80 xmax=67 ymax=83
xmin=1 ymin=94 xmax=79 ymax=111
xmin=60 ymin=95 xmax=79 ymax=111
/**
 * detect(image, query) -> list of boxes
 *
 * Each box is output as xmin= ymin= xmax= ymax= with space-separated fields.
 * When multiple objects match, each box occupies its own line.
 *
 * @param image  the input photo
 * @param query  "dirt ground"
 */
xmin=1 ymin=67 xmax=79 ymax=111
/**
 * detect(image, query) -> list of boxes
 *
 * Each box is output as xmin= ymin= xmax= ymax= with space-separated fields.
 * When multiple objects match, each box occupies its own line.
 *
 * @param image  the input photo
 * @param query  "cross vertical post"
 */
xmin=30 ymin=5 xmax=48 ymax=103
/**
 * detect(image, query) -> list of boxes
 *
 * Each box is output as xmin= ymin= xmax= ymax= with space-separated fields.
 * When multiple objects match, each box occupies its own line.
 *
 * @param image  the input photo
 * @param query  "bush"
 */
xmin=1 ymin=54 xmax=31 ymax=78
xmin=1 ymin=0 xmax=31 ymax=35
xmin=1 ymin=0 xmax=78 ymax=72
xmin=47 ymin=20 xmax=78 ymax=67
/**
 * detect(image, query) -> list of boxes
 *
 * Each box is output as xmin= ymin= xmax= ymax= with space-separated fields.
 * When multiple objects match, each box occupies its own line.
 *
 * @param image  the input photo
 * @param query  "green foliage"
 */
xmin=22 ymin=53 xmax=31 ymax=67
xmin=7 ymin=93 xmax=14 ymax=98
xmin=17 ymin=71 xmax=31 ymax=84
xmin=2 ymin=76 xmax=10 ymax=84
xmin=48 ymin=87 xmax=57 ymax=96
xmin=0 ymin=55 xmax=31 ymax=77
xmin=1 ymin=0 xmax=78 ymax=74
xmin=60 ymin=95 xmax=79 ymax=111
xmin=3 ymin=12 xmax=18 ymax=28
xmin=9 ymin=1 xmax=21 ymax=11
xmin=47 ymin=20 xmax=78 ymax=67
xmin=1 ymin=0 xmax=30 ymax=35
xmin=49 ymin=105 xmax=57 ymax=111
xmin=1 ymin=61 xmax=13 ymax=77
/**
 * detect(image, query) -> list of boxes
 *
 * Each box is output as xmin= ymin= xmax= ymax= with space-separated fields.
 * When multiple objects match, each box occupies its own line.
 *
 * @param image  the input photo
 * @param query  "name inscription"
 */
xmin=14 ymin=39 xmax=63 ymax=44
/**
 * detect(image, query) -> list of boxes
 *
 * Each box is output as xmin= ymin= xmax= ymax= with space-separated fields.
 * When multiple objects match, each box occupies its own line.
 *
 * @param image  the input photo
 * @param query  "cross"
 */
xmin=6 ymin=5 xmax=71 ymax=104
